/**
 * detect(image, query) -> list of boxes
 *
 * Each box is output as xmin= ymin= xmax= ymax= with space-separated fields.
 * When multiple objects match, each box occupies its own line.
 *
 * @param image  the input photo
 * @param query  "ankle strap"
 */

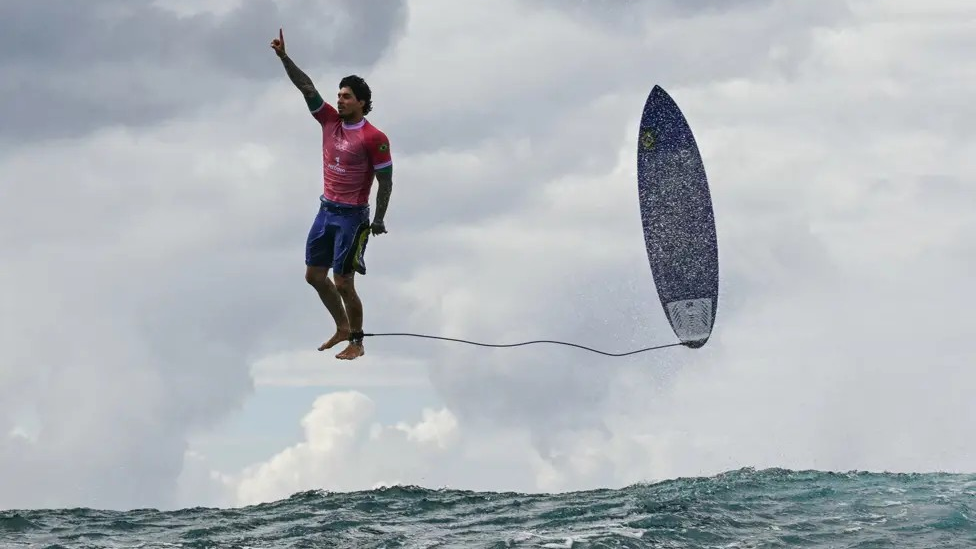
xmin=349 ymin=331 xmax=364 ymax=343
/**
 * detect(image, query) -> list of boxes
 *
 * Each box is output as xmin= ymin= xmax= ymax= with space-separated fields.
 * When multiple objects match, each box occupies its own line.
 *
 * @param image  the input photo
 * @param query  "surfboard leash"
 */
xmin=350 ymin=331 xmax=685 ymax=357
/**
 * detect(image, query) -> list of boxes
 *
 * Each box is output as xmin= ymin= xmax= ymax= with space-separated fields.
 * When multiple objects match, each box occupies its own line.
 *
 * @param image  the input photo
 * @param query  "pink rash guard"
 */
xmin=310 ymin=101 xmax=392 ymax=206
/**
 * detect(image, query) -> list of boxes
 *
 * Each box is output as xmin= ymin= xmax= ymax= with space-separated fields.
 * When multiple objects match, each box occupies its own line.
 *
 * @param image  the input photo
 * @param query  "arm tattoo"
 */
xmin=280 ymin=55 xmax=316 ymax=98
xmin=374 ymin=170 xmax=393 ymax=222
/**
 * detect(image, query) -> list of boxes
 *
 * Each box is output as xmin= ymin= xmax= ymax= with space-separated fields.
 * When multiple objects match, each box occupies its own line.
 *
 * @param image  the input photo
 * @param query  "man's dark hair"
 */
xmin=339 ymin=75 xmax=372 ymax=115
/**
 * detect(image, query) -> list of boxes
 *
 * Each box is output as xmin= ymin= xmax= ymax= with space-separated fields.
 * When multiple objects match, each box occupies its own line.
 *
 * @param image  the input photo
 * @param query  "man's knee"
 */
xmin=333 ymin=273 xmax=356 ymax=296
xmin=305 ymin=266 xmax=331 ymax=288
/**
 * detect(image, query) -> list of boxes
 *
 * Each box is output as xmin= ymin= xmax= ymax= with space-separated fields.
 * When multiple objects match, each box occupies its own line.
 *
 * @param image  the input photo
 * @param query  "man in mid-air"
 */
xmin=270 ymin=28 xmax=394 ymax=360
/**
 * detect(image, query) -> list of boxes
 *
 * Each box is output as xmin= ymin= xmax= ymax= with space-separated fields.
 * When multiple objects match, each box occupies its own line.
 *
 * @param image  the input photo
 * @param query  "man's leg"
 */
xmin=333 ymin=272 xmax=365 ymax=360
xmin=305 ymin=265 xmax=352 ymax=351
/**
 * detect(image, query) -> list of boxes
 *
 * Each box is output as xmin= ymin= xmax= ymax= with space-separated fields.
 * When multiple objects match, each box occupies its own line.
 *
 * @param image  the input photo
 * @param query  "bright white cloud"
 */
xmin=229 ymin=391 xmax=463 ymax=506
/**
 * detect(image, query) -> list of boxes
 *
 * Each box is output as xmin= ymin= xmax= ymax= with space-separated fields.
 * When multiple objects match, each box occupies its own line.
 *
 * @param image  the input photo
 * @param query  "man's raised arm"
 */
xmin=270 ymin=28 xmax=325 ymax=111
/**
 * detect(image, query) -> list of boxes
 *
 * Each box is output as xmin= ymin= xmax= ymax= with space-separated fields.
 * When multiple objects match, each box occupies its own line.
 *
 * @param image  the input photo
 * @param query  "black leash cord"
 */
xmin=354 ymin=331 xmax=685 ymax=357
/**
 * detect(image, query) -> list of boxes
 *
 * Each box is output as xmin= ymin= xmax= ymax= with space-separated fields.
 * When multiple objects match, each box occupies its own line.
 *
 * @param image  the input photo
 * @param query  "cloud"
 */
xmin=230 ymin=391 xmax=463 ymax=506
xmin=219 ymin=390 xmax=611 ymax=505
xmin=0 ymin=0 xmax=408 ymax=143
xmin=0 ymin=110 xmax=275 ymax=510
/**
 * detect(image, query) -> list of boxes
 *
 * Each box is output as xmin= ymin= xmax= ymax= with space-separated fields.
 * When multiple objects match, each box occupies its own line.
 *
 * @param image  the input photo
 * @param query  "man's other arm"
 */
xmin=373 ymin=167 xmax=393 ymax=226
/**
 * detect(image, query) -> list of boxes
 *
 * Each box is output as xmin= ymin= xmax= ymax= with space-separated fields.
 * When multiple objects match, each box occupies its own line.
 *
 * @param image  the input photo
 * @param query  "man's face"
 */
xmin=336 ymin=86 xmax=362 ymax=118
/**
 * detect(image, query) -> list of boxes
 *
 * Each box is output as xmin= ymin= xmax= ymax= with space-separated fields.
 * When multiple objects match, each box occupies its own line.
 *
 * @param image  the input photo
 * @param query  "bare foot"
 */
xmin=335 ymin=341 xmax=365 ymax=360
xmin=318 ymin=328 xmax=351 ymax=351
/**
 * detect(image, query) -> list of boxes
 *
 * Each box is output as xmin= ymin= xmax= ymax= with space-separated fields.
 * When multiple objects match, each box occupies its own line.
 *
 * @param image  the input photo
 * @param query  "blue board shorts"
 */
xmin=305 ymin=196 xmax=371 ymax=275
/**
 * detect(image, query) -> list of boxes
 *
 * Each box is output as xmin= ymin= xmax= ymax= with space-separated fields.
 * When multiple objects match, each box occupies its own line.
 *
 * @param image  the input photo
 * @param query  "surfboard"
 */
xmin=637 ymin=85 xmax=719 ymax=348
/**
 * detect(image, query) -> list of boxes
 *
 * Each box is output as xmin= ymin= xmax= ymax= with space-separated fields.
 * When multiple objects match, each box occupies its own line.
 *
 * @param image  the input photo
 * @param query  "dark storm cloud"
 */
xmin=0 ymin=0 xmax=408 ymax=143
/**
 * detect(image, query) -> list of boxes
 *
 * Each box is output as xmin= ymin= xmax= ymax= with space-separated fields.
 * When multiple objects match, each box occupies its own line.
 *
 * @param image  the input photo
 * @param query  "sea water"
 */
xmin=2 ymin=468 xmax=974 ymax=548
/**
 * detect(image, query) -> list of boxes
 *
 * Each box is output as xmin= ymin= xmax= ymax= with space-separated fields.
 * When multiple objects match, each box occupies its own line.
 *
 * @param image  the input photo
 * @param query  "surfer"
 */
xmin=270 ymin=28 xmax=394 ymax=360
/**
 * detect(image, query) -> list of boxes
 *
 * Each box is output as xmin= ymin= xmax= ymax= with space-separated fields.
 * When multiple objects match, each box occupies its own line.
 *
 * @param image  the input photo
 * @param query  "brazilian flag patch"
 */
xmin=378 ymin=143 xmax=389 ymax=152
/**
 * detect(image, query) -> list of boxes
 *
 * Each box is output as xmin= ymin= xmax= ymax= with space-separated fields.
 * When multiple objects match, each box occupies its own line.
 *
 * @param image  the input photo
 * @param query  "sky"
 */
xmin=1 ymin=0 xmax=974 ymax=511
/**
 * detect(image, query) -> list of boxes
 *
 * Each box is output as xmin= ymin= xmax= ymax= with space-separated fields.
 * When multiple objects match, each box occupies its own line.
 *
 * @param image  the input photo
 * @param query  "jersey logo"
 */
xmin=327 ymin=155 xmax=347 ymax=174
xmin=378 ymin=143 xmax=389 ymax=152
